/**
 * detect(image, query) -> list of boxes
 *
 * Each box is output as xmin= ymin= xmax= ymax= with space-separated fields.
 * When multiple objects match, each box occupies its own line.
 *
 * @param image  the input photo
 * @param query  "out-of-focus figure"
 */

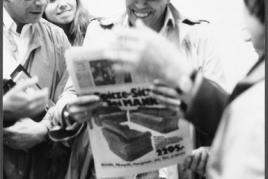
xmin=51 ymin=0 xmax=228 ymax=179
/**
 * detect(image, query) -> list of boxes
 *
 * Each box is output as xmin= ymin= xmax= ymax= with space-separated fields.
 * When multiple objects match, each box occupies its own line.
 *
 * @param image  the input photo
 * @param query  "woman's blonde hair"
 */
xmin=44 ymin=0 xmax=93 ymax=45
xmin=69 ymin=0 xmax=92 ymax=45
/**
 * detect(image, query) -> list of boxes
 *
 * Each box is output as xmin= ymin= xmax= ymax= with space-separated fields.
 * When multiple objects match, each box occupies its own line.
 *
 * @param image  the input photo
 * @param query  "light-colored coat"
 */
xmin=3 ymin=18 xmax=71 ymax=179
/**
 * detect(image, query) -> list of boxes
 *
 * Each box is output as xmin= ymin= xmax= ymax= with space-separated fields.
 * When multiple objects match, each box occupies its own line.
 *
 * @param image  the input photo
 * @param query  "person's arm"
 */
xmin=4 ymin=118 xmax=49 ymax=151
xmin=81 ymin=23 xmax=229 ymax=138
xmin=208 ymin=81 xmax=264 ymax=179
xmin=151 ymin=73 xmax=229 ymax=140
xmin=185 ymin=76 xmax=229 ymax=143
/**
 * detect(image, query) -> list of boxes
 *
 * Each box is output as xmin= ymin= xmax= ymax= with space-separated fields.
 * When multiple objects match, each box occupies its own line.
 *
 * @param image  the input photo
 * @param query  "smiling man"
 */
xmin=73 ymin=0 xmax=228 ymax=179
xmin=3 ymin=0 xmax=71 ymax=179
xmin=85 ymin=0 xmax=226 ymax=90
xmin=126 ymin=0 xmax=169 ymax=32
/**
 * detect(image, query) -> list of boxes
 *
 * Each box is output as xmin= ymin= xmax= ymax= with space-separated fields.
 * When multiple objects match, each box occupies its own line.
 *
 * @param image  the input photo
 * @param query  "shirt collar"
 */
xmin=3 ymin=7 xmax=35 ymax=35
xmin=3 ymin=7 xmax=17 ymax=33
xmin=160 ymin=5 xmax=176 ymax=32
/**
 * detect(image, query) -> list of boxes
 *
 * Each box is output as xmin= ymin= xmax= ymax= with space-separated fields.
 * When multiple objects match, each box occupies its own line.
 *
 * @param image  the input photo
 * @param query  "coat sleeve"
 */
xmin=207 ymin=81 xmax=264 ymax=179
xmin=39 ymin=25 xmax=72 ymax=131
xmin=185 ymin=77 xmax=229 ymax=142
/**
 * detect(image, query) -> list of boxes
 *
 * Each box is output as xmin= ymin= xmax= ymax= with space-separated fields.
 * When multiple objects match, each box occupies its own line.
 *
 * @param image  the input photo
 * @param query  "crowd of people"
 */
xmin=3 ymin=0 xmax=264 ymax=179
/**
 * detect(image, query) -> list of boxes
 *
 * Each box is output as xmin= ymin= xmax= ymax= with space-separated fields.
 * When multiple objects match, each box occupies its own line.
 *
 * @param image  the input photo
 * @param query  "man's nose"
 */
xmin=34 ymin=0 xmax=47 ymax=7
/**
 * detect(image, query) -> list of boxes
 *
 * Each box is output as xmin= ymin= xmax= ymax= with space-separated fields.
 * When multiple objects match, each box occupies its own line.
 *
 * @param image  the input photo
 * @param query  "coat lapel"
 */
xmin=228 ymin=56 xmax=265 ymax=103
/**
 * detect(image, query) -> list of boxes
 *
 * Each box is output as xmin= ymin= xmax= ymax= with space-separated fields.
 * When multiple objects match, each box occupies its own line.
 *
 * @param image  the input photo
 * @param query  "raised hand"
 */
xmin=3 ymin=77 xmax=48 ymax=120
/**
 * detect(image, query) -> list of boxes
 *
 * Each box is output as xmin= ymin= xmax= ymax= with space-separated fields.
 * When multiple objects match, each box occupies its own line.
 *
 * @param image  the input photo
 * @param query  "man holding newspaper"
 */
xmin=51 ymin=0 xmax=227 ymax=179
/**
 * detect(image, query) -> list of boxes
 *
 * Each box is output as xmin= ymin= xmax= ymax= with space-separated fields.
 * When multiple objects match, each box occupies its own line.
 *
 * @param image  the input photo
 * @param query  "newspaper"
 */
xmin=66 ymin=45 xmax=192 ymax=178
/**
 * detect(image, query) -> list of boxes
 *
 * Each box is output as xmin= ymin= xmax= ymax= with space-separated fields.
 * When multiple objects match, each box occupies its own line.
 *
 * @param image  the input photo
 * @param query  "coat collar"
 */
xmin=3 ymin=7 xmax=42 ymax=66
xmin=119 ymin=3 xmax=182 ymax=32
xmin=19 ymin=23 xmax=42 ymax=66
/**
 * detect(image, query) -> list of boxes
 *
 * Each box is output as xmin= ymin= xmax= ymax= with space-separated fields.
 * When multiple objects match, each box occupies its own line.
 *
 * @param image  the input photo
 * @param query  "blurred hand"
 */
xmin=150 ymin=79 xmax=184 ymax=116
xmin=183 ymin=146 xmax=210 ymax=176
xmin=4 ymin=118 xmax=48 ymax=151
xmin=3 ymin=77 xmax=48 ymax=119
xmin=102 ymin=21 xmax=194 ymax=92
xmin=63 ymin=95 xmax=105 ymax=130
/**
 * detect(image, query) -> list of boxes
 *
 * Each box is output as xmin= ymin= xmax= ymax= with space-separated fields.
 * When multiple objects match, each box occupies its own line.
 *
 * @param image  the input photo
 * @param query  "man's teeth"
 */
xmin=134 ymin=12 xmax=150 ymax=18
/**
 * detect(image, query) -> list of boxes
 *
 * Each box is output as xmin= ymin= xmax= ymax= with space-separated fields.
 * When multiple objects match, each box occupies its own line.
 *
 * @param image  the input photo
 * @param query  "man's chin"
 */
xmin=129 ymin=17 xmax=150 ymax=27
xmin=28 ymin=16 xmax=42 ymax=24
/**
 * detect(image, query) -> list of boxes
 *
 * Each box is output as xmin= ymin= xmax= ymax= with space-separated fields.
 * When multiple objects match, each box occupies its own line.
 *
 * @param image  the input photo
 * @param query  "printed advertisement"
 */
xmin=66 ymin=47 xmax=192 ymax=178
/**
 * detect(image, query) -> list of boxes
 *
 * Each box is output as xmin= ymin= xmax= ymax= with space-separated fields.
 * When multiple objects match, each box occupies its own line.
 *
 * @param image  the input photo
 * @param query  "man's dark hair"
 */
xmin=244 ymin=0 xmax=264 ymax=24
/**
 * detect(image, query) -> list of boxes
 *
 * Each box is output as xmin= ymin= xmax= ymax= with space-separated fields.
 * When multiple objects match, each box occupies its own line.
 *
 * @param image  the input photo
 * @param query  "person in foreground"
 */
xmin=104 ymin=0 xmax=264 ymax=178
xmin=51 ymin=0 xmax=225 ymax=178
xmin=67 ymin=0 xmax=226 ymax=178
xmin=3 ymin=0 xmax=71 ymax=178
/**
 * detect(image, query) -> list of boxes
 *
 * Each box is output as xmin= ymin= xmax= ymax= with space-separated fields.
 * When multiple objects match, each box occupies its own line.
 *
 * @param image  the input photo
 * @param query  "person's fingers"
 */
xmin=196 ymin=149 xmax=209 ymax=175
xmin=151 ymin=92 xmax=181 ymax=108
xmin=69 ymin=95 xmax=100 ymax=106
xmin=14 ymin=77 xmax=39 ymax=91
xmin=190 ymin=151 xmax=202 ymax=171
xmin=71 ymin=111 xmax=90 ymax=123
xmin=68 ymin=100 xmax=104 ymax=114
xmin=24 ymin=87 xmax=36 ymax=95
xmin=152 ymin=79 xmax=167 ymax=86
xmin=26 ymin=88 xmax=48 ymax=113
xmin=28 ymin=99 xmax=47 ymax=115
xmin=183 ymin=156 xmax=193 ymax=170
xmin=68 ymin=101 xmax=106 ymax=124
xmin=27 ymin=88 xmax=48 ymax=102
xmin=65 ymin=122 xmax=80 ymax=131
xmin=151 ymin=93 xmax=183 ymax=117
xmin=151 ymin=85 xmax=180 ymax=98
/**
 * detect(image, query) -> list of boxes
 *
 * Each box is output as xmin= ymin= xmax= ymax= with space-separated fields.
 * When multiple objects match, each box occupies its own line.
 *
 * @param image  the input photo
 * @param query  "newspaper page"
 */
xmin=66 ymin=45 xmax=192 ymax=178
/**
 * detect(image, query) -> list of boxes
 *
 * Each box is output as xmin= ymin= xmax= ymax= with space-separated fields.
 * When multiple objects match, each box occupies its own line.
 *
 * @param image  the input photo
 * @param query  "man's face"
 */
xmin=5 ymin=0 xmax=47 ymax=25
xmin=126 ymin=0 xmax=169 ymax=30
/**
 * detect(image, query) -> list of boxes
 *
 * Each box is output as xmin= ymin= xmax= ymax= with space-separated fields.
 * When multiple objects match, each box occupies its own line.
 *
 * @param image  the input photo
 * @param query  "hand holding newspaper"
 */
xmin=65 ymin=27 xmax=192 ymax=178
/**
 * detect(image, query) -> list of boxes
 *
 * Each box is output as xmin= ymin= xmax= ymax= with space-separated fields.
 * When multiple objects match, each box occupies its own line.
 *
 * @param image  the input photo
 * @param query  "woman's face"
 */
xmin=242 ymin=1 xmax=264 ymax=53
xmin=45 ymin=0 xmax=77 ymax=25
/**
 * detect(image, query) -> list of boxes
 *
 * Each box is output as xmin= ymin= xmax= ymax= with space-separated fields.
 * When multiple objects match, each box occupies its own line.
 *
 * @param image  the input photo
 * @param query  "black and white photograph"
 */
xmin=2 ymin=0 xmax=265 ymax=179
